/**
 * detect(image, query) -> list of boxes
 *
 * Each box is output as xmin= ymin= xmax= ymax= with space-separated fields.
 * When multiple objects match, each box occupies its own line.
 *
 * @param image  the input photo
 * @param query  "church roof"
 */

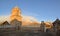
xmin=11 ymin=19 xmax=20 ymax=22
xmin=10 ymin=19 xmax=22 ymax=23
xmin=53 ymin=18 xmax=60 ymax=26
xmin=1 ymin=21 xmax=10 ymax=26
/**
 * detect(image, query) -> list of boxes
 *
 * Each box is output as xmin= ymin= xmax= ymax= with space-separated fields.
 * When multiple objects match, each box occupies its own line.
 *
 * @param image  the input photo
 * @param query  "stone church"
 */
xmin=0 ymin=6 xmax=22 ymax=31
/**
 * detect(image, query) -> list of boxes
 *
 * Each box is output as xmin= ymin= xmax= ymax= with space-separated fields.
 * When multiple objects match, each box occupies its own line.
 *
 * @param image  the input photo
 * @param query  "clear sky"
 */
xmin=0 ymin=0 xmax=60 ymax=22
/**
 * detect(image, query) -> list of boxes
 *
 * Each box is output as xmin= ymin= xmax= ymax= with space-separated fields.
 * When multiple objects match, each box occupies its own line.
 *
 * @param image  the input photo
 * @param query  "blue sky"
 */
xmin=0 ymin=0 xmax=60 ymax=22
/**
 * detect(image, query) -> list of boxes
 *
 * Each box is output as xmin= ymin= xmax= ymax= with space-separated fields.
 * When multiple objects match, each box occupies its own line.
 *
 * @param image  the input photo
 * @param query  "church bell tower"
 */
xmin=10 ymin=6 xmax=22 ymax=22
xmin=10 ymin=6 xmax=22 ymax=28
